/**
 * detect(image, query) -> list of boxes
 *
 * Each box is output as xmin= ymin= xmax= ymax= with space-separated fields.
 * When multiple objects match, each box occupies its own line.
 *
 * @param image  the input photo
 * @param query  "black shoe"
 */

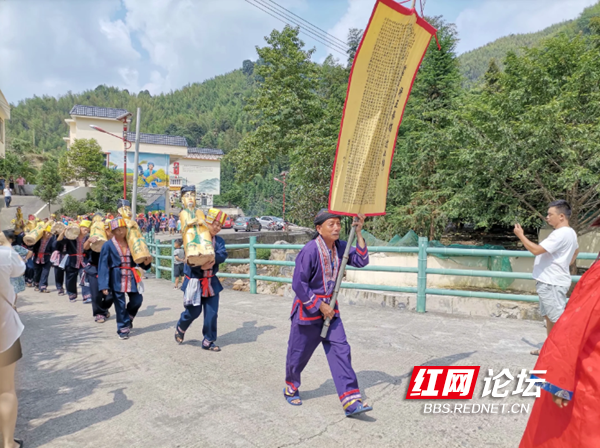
xmin=118 ymin=332 xmax=129 ymax=340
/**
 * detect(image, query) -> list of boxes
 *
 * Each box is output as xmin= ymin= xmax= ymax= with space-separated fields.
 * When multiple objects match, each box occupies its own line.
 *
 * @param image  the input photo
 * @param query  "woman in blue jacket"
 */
xmin=174 ymin=208 xmax=228 ymax=351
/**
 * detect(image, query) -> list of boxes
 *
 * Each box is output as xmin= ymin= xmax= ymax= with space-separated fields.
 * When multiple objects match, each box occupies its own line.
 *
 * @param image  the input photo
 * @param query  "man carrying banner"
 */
xmin=283 ymin=209 xmax=372 ymax=417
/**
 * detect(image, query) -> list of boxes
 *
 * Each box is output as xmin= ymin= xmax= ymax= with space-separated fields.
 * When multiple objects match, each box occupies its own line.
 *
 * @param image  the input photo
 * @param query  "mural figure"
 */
xmin=141 ymin=162 xmax=158 ymax=187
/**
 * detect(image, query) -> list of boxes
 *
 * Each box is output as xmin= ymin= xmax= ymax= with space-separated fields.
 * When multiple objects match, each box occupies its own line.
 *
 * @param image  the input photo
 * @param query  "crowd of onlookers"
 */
xmin=136 ymin=212 xmax=180 ymax=235
xmin=1 ymin=175 xmax=28 ymax=208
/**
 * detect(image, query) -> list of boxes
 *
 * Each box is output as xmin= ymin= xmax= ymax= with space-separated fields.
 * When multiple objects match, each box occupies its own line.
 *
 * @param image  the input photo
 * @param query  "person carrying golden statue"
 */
xmin=179 ymin=185 xmax=215 ymax=267
xmin=174 ymin=205 xmax=228 ymax=351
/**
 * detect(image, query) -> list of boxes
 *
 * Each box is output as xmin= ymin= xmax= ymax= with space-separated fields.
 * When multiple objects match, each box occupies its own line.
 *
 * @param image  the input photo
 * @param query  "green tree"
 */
xmin=34 ymin=160 xmax=64 ymax=213
xmin=0 ymin=149 xmax=37 ymax=180
xmin=346 ymin=28 xmax=363 ymax=68
xmin=227 ymin=26 xmax=349 ymax=224
xmin=371 ymin=17 xmax=462 ymax=240
xmin=60 ymin=138 xmax=105 ymax=186
xmin=452 ymin=29 xmax=600 ymax=235
xmin=60 ymin=194 xmax=90 ymax=217
xmin=83 ymin=168 xmax=145 ymax=214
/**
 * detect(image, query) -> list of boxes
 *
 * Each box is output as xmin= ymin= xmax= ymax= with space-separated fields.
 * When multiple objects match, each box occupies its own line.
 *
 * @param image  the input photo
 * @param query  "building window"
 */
xmin=0 ymin=118 xmax=3 ymax=143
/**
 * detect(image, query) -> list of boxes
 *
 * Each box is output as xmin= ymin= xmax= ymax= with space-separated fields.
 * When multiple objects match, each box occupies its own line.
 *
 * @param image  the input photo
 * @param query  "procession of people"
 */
xmin=7 ymin=187 xmax=600 ymax=448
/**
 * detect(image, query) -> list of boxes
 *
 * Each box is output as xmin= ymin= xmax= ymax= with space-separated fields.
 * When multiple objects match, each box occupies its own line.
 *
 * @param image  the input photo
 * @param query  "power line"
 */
xmin=244 ymin=0 xmax=349 ymax=57
xmin=264 ymin=0 xmax=347 ymax=47
xmin=250 ymin=0 xmax=348 ymax=53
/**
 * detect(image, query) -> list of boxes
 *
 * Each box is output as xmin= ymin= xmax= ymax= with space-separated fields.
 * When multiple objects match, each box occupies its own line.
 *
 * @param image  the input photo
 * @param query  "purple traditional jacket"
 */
xmin=291 ymin=236 xmax=369 ymax=325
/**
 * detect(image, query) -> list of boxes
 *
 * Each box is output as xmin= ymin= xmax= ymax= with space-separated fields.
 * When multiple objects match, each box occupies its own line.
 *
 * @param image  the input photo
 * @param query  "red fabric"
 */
xmin=520 ymin=261 xmax=600 ymax=448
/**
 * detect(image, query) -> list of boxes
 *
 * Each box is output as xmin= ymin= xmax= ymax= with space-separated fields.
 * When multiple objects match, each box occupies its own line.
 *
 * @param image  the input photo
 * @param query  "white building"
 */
xmin=0 ymin=89 xmax=10 ymax=158
xmin=64 ymin=105 xmax=224 ymax=211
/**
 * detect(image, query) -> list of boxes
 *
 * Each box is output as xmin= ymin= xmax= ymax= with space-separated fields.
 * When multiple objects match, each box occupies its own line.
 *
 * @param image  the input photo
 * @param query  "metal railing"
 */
xmin=145 ymin=234 xmax=597 ymax=313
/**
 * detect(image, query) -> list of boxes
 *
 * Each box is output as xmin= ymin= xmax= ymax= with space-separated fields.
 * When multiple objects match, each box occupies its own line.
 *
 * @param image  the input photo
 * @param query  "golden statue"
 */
xmin=89 ymin=213 xmax=108 ymax=252
xmin=179 ymin=185 xmax=215 ymax=266
xmin=24 ymin=221 xmax=47 ymax=246
xmin=117 ymin=199 xmax=152 ymax=265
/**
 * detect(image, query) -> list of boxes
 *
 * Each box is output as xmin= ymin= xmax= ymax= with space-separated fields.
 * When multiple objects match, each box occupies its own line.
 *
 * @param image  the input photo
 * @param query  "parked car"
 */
xmin=222 ymin=217 xmax=234 ymax=229
xmin=233 ymin=217 xmax=262 ymax=232
xmin=258 ymin=216 xmax=276 ymax=228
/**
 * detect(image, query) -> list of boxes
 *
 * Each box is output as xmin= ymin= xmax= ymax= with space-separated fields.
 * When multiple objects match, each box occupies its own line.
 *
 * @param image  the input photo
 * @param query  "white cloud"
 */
xmin=0 ymin=0 xmax=307 ymax=103
xmin=327 ymin=0 xmax=598 ymax=56
xmin=0 ymin=0 xmax=139 ymax=102
xmin=453 ymin=0 xmax=597 ymax=54
xmin=328 ymin=0 xmax=374 ymax=43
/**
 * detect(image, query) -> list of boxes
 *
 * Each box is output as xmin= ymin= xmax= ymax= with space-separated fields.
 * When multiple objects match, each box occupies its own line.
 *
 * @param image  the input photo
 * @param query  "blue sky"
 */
xmin=0 ymin=0 xmax=597 ymax=103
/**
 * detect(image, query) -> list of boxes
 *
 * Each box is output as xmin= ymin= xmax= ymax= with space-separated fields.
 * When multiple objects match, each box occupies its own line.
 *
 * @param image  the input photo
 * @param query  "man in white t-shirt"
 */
xmin=514 ymin=200 xmax=579 ymax=355
xmin=3 ymin=187 xmax=12 ymax=208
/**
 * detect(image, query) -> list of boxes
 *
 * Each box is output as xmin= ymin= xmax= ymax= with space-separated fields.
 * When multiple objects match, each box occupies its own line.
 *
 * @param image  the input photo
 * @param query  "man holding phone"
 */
xmin=514 ymin=200 xmax=578 ymax=355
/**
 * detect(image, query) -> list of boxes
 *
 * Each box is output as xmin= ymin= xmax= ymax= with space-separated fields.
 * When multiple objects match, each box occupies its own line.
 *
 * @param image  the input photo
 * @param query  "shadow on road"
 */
xmin=133 ymin=320 xmax=179 ymax=336
xmin=26 ymin=389 xmax=133 ymax=448
xmin=521 ymin=337 xmax=543 ymax=350
xmin=15 ymin=299 xmax=132 ymax=447
xmin=214 ymin=320 xmax=276 ymax=347
xmin=301 ymin=351 xmax=477 ymax=402
xmin=136 ymin=304 xmax=171 ymax=318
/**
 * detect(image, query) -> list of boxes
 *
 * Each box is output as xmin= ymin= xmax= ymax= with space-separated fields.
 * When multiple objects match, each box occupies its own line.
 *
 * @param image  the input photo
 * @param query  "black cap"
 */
xmin=181 ymin=185 xmax=196 ymax=194
xmin=314 ymin=208 xmax=342 ymax=227
xmin=117 ymin=199 xmax=131 ymax=209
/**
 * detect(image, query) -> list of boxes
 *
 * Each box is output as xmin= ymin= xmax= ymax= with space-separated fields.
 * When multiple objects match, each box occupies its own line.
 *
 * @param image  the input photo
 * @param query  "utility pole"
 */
xmin=132 ymin=108 xmax=141 ymax=216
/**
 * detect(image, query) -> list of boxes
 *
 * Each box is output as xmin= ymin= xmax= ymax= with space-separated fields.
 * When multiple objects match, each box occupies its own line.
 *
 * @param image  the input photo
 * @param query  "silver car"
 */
xmin=258 ymin=216 xmax=275 ymax=227
xmin=233 ymin=217 xmax=262 ymax=232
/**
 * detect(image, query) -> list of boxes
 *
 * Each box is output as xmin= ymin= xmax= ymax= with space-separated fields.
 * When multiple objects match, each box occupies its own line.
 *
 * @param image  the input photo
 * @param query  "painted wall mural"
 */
xmin=107 ymin=151 xmax=170 ymax=188
xmin=169 ymin=159 xmax=220 ymax=195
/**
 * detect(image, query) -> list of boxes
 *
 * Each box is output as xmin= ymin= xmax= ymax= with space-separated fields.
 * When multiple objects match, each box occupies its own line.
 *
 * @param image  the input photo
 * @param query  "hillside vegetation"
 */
xmin=458 ymin=1 xmax=600 ymax=86
xmin=7 ymin=66 xmax=256 ymax=155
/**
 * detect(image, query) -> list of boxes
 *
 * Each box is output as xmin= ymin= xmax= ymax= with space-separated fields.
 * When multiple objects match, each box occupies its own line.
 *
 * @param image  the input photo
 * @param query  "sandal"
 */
xmin=283 ymin=387 xmax=302 ymax=406
xmin=201 ymin=341 xmax=221 ymax=352
xmin=530 ymin=349 xmax=540 ymax=356
xmin=14 ymin=439 xmax=24 ymax=448
xmin=175 ymin=328 xmax=185 ymax=344
xmin=345 ymin=402 xmax=373 ymax=417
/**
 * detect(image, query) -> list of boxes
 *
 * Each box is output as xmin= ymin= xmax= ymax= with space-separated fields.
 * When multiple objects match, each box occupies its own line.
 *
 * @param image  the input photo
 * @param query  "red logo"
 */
xmin=406 ymin=366 xmax=480 ymax=399
xmin=173 ymin=162 xmax=180 ymax=175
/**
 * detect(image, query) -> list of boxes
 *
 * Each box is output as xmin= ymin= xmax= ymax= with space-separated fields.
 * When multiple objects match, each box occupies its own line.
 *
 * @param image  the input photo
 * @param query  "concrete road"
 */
xmin=14 ymin=279 xmax=546 ymax=448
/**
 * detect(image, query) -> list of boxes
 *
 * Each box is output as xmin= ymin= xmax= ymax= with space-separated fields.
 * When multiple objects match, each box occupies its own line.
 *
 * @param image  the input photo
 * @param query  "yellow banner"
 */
xmin=329 ymin=0 xmax=436 ymax=216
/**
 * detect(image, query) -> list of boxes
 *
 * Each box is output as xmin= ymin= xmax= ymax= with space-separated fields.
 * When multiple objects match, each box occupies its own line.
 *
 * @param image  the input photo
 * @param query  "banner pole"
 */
xmin=320 ymin=218 xmax=358 ymax=338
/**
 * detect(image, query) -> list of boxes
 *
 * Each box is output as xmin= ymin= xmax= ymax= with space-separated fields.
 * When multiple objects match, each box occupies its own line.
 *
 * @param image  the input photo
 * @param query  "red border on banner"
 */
xmin=328 ymin=0 xmax=436 ymax=217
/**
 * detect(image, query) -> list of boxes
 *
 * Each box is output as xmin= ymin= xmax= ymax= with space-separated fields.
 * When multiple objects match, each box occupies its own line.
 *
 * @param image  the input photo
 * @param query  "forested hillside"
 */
xmin=458 ymin=1 xmax=600 ymax=86
xmin=7 ymin=66 xmax=256 ymax=154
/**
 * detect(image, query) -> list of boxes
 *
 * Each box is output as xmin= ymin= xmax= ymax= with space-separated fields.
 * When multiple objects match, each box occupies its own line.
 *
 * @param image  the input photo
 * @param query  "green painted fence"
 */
xmin=146 ymin=234 xmax=597 ymax=313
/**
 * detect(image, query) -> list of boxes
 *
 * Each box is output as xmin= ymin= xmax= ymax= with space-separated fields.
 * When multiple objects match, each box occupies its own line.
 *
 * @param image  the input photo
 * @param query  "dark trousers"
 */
xmin=16 ymin=185 xmax=26 ymax=196
xmin=33 ymin=263 xmax=51 ymax=290
xmin=25 ymin=259 xmax=34 ymax=284
xmin=113 ymin=291 xmax=143 ymax=334
xmin=54 ymin=267 xmax=65 ymax=292
xmin=66 ymin=266 xmax=81 ymax=299
xmin=177 ymin=293 xmax=219 ymax=342
xmin=85 ymin=266 xmax=114 ymax=317
xmin=4 ymin=197 xmax=11 ymax=208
